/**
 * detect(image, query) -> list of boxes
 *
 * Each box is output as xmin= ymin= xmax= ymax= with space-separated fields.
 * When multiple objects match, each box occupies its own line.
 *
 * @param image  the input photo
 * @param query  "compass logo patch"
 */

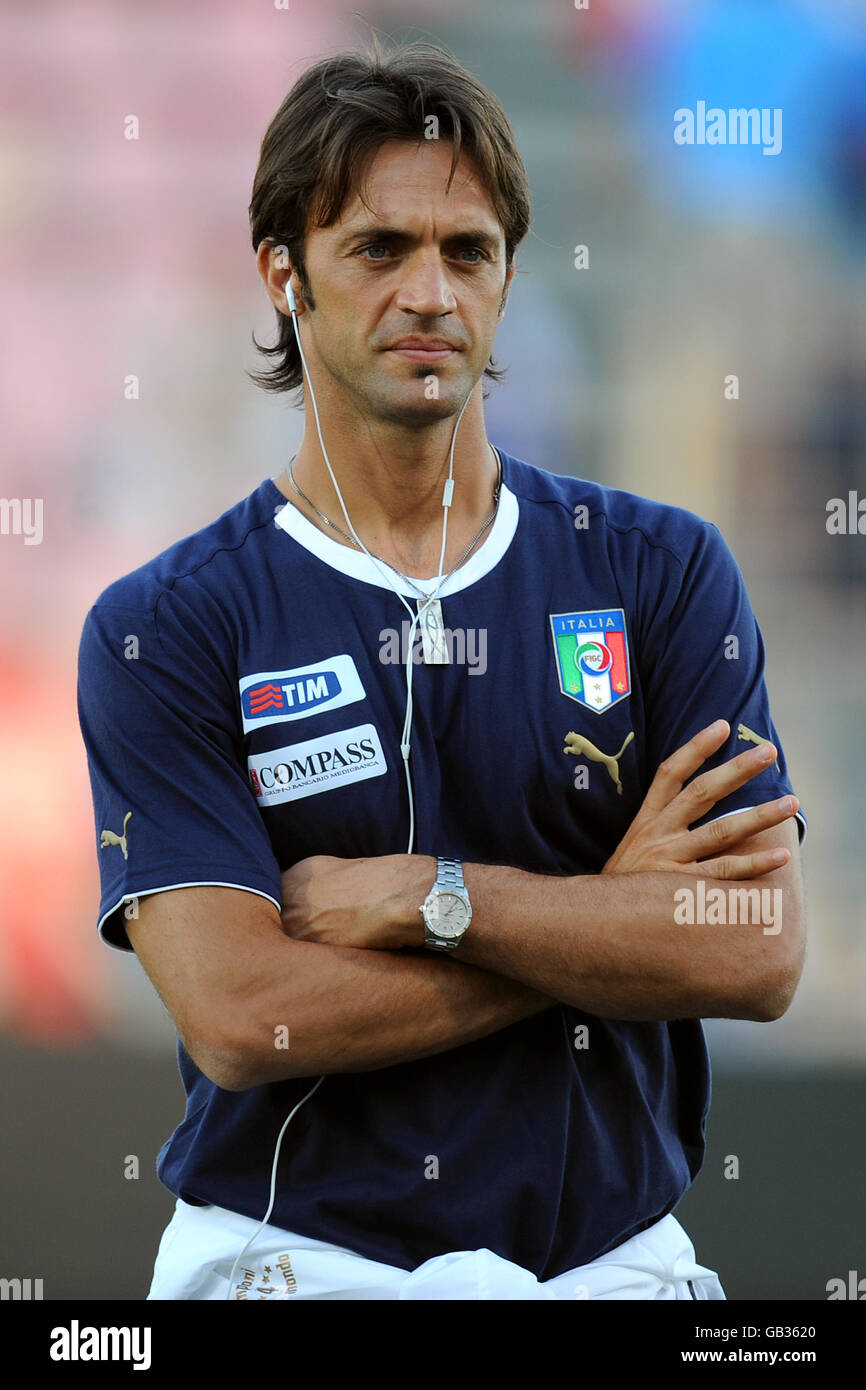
xmin=550 ymin=609 xmax=631 ymax=712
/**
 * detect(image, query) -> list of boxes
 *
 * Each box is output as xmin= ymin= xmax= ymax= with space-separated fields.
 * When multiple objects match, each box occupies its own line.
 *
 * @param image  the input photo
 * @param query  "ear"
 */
xmin=255 ymin=242 xmax=306 ymax=317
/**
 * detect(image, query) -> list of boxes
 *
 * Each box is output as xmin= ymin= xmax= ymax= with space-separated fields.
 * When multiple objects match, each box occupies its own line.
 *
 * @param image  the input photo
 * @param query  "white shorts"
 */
xmin=146 ymin=1199 xmax=726 ymax=1301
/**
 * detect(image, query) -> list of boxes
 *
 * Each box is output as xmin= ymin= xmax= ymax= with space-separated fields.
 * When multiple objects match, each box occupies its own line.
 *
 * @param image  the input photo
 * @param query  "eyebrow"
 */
xmin=337 ymin=224 xmax=502 ymax=253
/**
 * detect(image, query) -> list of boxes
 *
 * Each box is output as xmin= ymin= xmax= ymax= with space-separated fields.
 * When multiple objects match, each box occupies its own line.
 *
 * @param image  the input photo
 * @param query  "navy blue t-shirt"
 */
xmin=77 ymin=448 xmax=804 ymax=1279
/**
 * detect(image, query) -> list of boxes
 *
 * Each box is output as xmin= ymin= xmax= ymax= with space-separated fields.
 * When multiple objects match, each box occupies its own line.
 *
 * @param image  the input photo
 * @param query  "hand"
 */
xmin=280 ymin=854 xmax=435 ymax=949
xmin=602 ymin=720 xmax=798 ymax=879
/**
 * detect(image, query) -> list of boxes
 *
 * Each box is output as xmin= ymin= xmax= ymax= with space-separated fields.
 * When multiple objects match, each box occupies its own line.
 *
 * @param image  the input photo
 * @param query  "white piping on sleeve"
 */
xmin=703 ymin=804 xmax=807 ymax=844
xmin=98 ymin=881 xmax=282 ymax=950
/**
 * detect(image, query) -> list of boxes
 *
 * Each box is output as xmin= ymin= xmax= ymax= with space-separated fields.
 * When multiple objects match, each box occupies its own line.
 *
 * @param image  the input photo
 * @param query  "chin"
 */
xmin=372 ymin=377 xmax=479 ymax=428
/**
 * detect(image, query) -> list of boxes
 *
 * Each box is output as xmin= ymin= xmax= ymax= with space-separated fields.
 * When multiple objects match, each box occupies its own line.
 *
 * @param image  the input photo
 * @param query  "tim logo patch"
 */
xmin=550 ymin=608 xmax=631 ymax=713
xmin=239 ymin=655 xmax=365 ymax=733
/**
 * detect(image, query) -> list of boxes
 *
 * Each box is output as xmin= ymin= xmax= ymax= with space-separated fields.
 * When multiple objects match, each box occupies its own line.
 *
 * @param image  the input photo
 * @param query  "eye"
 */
xmin=457 ymin=247 xmax=486 ymax=264
xmin=359 ymin=244 xmax=392 ymax=260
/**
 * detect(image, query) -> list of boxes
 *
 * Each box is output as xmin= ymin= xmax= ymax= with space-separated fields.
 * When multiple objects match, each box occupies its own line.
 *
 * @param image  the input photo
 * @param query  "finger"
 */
xmin=638 ymin=720 xmax=731 ymax=819
xmin=693 ymin=847 xmax=791 ymax=880
xmin=663 ymin=741 xmax=779 ymax=832
xmin=682 ymin=795 xmax=799 ymax=860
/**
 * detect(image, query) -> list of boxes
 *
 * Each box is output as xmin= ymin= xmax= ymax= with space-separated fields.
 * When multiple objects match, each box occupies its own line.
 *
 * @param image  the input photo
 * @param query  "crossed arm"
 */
xmin=128 ymin=722 xmax=805 ymax=1090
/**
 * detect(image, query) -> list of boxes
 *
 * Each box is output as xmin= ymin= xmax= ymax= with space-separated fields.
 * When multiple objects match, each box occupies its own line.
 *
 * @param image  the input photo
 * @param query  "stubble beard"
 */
xmin=340 ymin=354 xmax=483 ymax=431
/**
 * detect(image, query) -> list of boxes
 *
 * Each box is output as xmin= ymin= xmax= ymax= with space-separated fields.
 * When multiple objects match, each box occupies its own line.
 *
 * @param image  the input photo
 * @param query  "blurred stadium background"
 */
xmin=1 ymin=0 xmax=864 ymax=1298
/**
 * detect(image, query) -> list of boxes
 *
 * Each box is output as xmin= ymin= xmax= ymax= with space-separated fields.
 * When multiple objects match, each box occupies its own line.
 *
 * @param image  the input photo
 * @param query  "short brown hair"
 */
xmin=248 ymin=37 xmax=531 ymax=400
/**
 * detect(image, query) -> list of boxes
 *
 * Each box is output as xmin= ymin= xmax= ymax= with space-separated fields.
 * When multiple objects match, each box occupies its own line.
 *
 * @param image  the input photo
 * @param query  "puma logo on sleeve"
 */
xmin=737 ymin=723 xmax=780 ymax=772
xmin=100 ymin=811 xmax=132 ymax=860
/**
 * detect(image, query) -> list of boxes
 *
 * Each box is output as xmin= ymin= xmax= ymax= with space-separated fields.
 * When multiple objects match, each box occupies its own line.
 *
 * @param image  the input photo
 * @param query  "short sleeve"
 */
xmin=639 ymin=521 xmax=806 ymax=842
xmin=77 ymin=595 xmax=282 ymax=950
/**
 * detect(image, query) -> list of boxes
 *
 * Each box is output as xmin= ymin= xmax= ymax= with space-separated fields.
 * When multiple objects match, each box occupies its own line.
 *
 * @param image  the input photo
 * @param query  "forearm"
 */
xmin=454 ymin=862 xmax=802 ymax=1022
xmin=226 ymin=937 xmax=554 ymax=1089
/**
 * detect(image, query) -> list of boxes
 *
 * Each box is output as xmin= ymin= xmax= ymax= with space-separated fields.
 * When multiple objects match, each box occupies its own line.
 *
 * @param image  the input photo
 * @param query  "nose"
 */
xmin=394 ymin=250 xmax=457 ymax=318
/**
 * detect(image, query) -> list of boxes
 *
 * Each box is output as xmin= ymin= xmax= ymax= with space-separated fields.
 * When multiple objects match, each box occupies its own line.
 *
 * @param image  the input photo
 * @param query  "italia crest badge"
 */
xmin=550 ymin=608 xmax=631 ymax=712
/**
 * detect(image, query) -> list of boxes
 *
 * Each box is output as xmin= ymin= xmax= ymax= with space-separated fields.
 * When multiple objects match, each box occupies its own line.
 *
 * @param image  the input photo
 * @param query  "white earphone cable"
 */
xmin=224 ymin=1074 xmax=325 ymax=1298
xmin=225 ymin=281 xmax=474 ymax=1295
xmin=287 ymin=281 xmax=472 ymax=856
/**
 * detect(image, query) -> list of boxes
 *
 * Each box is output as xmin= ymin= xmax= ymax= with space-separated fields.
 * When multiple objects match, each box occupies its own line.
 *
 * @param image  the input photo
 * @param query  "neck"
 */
xmin=273 ymin=401 xmax=500 ymax=579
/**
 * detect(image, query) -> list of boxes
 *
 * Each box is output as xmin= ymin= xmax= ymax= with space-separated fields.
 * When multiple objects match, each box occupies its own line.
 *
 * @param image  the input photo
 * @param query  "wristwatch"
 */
xmin=420 ymin=858 xmax=473 ymax=951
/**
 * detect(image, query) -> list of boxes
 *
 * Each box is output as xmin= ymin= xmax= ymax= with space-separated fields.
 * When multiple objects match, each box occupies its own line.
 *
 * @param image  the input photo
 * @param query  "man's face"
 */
xmin=294 ymin=139 xmax=513 ymax=427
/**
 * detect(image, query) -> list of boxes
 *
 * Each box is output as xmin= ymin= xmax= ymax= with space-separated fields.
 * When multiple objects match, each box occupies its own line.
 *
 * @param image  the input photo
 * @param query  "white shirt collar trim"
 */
xmin=272 ymin=476 xmax=519 ymax=597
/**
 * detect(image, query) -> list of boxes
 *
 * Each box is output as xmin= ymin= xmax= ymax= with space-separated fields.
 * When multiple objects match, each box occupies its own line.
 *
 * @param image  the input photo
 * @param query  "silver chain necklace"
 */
xmin=287 ymin=446 xmax=502 ymax=601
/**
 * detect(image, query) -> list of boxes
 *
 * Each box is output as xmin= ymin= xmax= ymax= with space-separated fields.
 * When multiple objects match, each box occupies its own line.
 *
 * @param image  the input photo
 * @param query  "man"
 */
xmin=78 ymin=40 xmax=805 ymax=1301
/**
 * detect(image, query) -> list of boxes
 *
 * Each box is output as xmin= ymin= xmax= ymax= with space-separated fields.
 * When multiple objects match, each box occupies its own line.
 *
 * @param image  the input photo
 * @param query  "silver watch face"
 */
xmin=427 ymin=891 xmax=469 ymax=938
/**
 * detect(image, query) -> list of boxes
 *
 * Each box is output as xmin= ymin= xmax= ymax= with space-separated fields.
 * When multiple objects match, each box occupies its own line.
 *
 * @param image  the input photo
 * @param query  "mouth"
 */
xmin=386 ymin=339 xmax=459 ymax=364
